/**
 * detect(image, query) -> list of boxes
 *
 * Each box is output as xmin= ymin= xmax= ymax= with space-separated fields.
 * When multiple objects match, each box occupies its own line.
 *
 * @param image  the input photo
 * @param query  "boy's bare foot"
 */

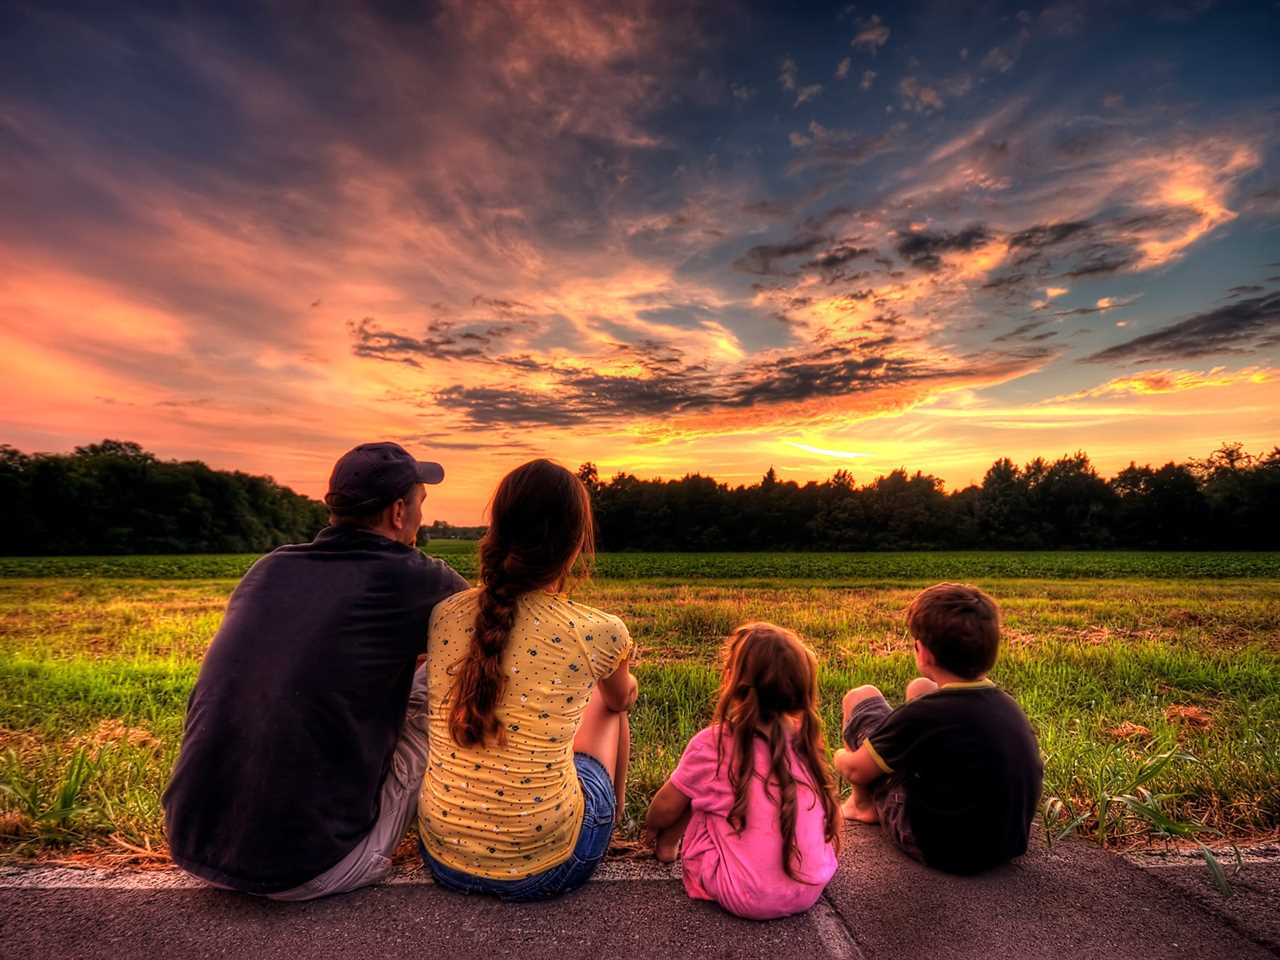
xmin=841 ymin=785 xmax=879 ymax=824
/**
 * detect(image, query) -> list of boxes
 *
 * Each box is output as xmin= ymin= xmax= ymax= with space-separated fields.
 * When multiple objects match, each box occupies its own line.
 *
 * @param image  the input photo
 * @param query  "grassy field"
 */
xmin=4 ymin=545 xmax=1280 ymax=581
xmin=1 ymin=547 xmax=1278 ymax=865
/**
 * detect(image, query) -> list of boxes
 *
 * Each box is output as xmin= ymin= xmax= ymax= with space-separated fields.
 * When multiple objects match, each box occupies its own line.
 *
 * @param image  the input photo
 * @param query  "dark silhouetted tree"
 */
xmin=0 ymin=440 xmax=326 ymax=554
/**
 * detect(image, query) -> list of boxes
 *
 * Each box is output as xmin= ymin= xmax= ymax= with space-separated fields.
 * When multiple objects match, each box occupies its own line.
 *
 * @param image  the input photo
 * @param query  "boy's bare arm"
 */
xmin=643 ymin=777 xmax=691 ymax=840
xmin=834 ymin=743 xmax=884 ymax=786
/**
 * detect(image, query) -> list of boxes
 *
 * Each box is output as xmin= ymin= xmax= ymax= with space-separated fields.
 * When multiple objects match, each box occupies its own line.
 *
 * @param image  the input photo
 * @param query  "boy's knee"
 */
xmin=905 ymin=677 xmax=938 ymax=701
xmin=842 ymin=684 xmax=883 ymax=718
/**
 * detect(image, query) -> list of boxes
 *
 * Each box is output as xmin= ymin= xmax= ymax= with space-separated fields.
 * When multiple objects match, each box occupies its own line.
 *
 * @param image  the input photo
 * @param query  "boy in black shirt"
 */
xmin=834 ymin=583 xmax=1042 ymax=874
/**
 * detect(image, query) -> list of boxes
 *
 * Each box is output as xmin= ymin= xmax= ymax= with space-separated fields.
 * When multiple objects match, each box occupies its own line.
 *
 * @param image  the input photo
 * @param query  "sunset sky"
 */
xmin=2 ymin=1 xmax=1278 ymax=523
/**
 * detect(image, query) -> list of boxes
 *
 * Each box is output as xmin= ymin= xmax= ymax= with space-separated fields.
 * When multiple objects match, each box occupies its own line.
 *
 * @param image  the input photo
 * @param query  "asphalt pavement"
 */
xmin=1 ymin=828 xmax=1276 ymax=960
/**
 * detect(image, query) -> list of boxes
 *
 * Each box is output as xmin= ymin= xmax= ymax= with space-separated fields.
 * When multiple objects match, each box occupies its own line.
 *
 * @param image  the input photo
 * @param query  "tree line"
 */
xmin=424 ymin=520 xmax=488 ymax=541
xmin=0 ymin=439 xmax=1276 ymax=554
xmin=575 ymin=443 xmax=1280 ymax=551
xmin=0 ymin=440 xmax=328 ymax=554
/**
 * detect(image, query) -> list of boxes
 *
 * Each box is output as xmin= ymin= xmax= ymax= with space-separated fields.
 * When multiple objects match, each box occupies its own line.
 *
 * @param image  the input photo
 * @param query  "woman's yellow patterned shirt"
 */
xmin=417 ymin=588 xmax=633 ymax=879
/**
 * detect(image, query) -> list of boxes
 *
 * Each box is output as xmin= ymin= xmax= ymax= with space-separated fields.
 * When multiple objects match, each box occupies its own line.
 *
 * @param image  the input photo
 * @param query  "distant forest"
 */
xmin=0 ymin=439 xmax=1277 ymax=554
xmin=0 ymin=441 xmax=327 ymax=554
xmin=575 ymin=442 xmax=1280 ymax=551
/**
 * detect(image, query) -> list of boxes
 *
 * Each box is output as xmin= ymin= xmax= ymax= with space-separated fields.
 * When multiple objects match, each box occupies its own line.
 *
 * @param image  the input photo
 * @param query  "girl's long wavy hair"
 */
xmin=713 ymin=623 xmax=841 ymax=879
xmin=447 ymin=459 xmax=595 ymax=748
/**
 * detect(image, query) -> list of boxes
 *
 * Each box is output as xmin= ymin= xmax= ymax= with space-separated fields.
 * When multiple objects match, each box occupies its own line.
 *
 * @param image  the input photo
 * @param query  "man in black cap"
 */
xmin=163 ymin=443 xmax=468 ymax=899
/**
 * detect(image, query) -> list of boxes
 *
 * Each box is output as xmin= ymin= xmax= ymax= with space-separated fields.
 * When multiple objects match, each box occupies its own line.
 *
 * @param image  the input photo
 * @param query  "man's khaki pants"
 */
xmin=266 ymin=664 xmax=429 ymax=901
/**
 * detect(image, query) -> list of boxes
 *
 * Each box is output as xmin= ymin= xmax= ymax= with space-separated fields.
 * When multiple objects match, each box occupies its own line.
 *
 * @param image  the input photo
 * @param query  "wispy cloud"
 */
xmin=784 ymin=441 xmax=871 ymax=460
xmin=785 ymin=121 xmax=904 ymax=175
xmin=851 ymin=15 xmax=891 ymax=53
xmin=794 ymin=83 xmax=824 ymax=108
xmin=980 ymin=28 xmax=1031 ymax=73
xmin=899 ymin=77 xmax=944 ymax=113
xmin=895 ymin=224 xmax=992 ymax=271
xmin=1052 ymin=294 xmax=1143 ymax=317
xmin=1047 ymin=366 xmax=1277 ymax=401
xmin=779 ymin=56 xmax=799 ymax=92
xmin=364 ymin=308 xmax=1054 ymax=437
xmin=1081 ymin=293 xmax=1280 ymax=364
xmin=993 ymin=320 xmax=1056 ymax=343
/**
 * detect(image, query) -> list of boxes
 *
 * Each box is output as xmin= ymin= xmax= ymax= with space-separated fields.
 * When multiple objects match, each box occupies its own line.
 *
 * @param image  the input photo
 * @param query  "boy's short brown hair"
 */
xmin=906 ymin=583 xmax=1001 ymax=679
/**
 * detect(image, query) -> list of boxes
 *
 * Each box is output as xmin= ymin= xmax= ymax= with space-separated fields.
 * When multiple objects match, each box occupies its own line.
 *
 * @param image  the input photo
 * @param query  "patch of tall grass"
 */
xmin=1 ymin=573 xmax=1276 ymax=860
xmin=2 ymin=640 xmax=1275 ymax=857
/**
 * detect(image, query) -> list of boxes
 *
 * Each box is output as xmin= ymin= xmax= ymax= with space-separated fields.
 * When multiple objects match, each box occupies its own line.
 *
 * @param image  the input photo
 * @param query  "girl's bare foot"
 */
xmin=654 ymin=827 xmax=682 ymax=863
xmin=841 ymin=785 xmax=879 ymax=823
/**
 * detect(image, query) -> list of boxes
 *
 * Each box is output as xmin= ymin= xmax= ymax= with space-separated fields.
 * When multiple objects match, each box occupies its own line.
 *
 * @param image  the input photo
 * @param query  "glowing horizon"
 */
xmin=1 ymin=1 xmax=1278 ymax=524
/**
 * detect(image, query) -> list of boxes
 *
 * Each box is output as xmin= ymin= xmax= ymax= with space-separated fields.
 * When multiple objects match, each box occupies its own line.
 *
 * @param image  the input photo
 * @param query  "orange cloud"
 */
xmin=1126 ymin=141 xmax=1260 ymax=269
xmin=1046 ymin=366 xmax=1277 ymax=402
xmin=632 ymin=346 xmax=1052 ymax=442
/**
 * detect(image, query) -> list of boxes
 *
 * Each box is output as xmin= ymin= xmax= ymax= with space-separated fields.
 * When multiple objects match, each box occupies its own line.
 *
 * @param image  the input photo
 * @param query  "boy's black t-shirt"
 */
xmin=162 ymin=526 xmax=468 ymax=894
xmin=867 ymin=683 xmax=1042 ymax=874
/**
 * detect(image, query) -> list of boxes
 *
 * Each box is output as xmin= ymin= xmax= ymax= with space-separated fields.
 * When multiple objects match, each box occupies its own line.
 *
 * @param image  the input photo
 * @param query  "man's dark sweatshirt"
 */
xmin=163 ymin=526 xmax=467 ymax=893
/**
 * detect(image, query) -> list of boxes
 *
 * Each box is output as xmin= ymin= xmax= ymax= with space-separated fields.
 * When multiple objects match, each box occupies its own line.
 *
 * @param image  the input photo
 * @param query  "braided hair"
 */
xmin=447 ymin=459 xmax=595 ymax=748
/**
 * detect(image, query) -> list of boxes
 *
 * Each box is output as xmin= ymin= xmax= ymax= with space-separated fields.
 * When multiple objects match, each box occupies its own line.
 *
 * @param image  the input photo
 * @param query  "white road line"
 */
xmin=810 ymin=899 xmax=866 ymax=960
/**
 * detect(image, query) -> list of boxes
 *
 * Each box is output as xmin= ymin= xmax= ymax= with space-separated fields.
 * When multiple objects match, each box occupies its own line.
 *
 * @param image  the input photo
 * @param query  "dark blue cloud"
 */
xmin=1082 ymin=292 xmax=1280 ymax=364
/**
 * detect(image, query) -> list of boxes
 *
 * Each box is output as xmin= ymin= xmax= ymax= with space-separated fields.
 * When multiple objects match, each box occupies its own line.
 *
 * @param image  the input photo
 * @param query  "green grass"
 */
xmin=3 ymin=546 xmax=1280 ymax=581
xmin=1 ymin=558 xmax=1278 ymax=860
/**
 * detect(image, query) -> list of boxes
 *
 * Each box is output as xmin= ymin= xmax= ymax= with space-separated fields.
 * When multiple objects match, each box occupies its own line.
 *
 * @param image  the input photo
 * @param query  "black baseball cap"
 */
xmin=324 ymin=442 xmax=444 ymax=514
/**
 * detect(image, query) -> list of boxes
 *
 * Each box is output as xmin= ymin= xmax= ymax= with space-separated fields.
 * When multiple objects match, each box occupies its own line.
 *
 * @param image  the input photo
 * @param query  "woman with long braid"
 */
xmin=417 ymin=459 xmax=637 ymax=900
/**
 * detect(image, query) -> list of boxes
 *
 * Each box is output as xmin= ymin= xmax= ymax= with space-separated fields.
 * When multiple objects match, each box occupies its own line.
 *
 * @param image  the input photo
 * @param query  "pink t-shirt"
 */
xmin=670 ymin=724 xmax=838 ymax=920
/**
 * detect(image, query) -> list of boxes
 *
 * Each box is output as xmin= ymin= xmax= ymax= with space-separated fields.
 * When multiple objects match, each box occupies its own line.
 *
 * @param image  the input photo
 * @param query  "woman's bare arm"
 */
xmin=598 ymin=655 xmax=638 ymax=713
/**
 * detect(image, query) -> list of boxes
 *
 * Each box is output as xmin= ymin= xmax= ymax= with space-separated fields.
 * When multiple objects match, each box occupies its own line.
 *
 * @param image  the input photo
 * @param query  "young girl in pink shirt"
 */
xmin=643 ymin=622 xmax=841 ymax=920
